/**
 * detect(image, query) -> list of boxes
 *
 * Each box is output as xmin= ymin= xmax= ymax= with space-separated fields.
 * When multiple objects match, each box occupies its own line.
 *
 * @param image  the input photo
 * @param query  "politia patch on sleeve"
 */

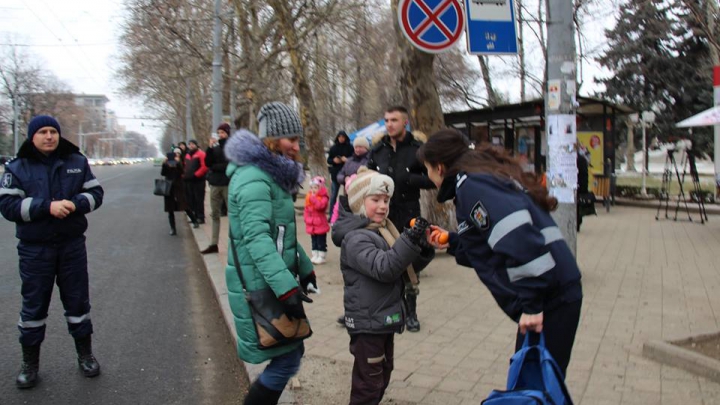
xmin=470 ymin=201 xmax=489 ymax=230
xmin=1 ymin=173 xmax=11 ymax=188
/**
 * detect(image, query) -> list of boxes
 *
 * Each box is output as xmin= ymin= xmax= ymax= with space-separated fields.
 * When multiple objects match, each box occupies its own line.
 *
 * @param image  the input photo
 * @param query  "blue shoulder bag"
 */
xmin=482 ymin=332 xmax=573 ymax=405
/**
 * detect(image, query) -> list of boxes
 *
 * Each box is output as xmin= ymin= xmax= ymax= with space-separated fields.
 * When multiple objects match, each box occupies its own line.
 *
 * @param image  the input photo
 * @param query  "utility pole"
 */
xmin=79 ymin=121 xmax=84 ymax=155
xmin=229 ymin=8 xmax=236 ymax=126
xmin=13 ymin=97 xmax=20 ymax=154
xmin=545 ymin=0 xmax=578 ymax=254
xmin=709 ymin=0 xmax=720 ymax=198
xmin=211 ymin=0 xmax=224 ymax=131
xmin=186 ymin=78 xmax=193 ymax=142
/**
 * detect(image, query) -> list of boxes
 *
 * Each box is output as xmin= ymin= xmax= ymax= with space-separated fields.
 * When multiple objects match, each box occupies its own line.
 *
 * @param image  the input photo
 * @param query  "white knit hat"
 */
xmin=346 ymin=167 xmax=394 ymax=216
xmin=353 ymin=136 xmax=370 ymax=150
xmin=257 ymin=101 xmax=303 ymax=140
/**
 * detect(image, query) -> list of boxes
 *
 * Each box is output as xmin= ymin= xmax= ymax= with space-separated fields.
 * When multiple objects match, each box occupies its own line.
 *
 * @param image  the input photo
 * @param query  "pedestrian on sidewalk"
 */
xmin=336 ymin=135 xmax=370 ymax=187
xmin=224 ymin=102 xmax=318 ymax=405
xmin=417 ymin=129 xmax=583 ymax=376
xmin=200 ymin=123 xmax=232 ymax=254
xmin=327 ymin=130 xmax=353 ymax=218
xmin=183 ymin=139 xmax=207 ymax=225
xmin=304 ymin=176 xmax=330 ymax=264
xmin=161 ymin=148 xmax=196 ymax=234
xmin=0 ymin=115 xmax=103 ymax=388
xmin=177 ymin=141 xmax=188 ymax=160
xmin=366 ymin=106 xmax=435 ymax=332
xmin=332 ymin=167 xmax=434 ymax=405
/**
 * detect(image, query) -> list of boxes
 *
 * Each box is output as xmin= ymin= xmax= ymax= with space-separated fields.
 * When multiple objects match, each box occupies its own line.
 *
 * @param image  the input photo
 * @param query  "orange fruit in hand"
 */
xmin=430 ymin=230 xmax=449 ymax=245
xmin=437 ymin=232 xmax=449 ymax=244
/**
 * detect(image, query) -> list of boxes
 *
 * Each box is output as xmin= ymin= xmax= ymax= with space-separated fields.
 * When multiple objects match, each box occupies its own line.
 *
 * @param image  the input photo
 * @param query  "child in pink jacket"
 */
xmin=304 ymin=176 xmax=330 ymax=264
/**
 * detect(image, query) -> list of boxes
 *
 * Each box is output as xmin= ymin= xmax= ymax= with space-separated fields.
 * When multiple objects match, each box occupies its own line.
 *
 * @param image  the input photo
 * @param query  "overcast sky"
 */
xmin=0 ymin=0 xmax=163 ymax=145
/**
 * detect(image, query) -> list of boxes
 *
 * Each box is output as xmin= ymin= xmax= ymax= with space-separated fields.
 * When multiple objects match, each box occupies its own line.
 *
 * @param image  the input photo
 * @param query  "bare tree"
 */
xmin=0 ymin=45 xmax=45 ymax=149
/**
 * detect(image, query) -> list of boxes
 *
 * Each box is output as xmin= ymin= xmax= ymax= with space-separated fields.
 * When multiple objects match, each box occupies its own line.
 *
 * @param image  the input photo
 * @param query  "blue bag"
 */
xmin=482 ymin=333 xmax=573 ymax=405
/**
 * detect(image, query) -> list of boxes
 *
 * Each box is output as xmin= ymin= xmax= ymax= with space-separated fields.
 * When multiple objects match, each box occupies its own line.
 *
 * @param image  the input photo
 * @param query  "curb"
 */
xmin=613 ymin=197 xmax=720 ymax=216
xmin=189 ymin=219 xmax=297 ymax=404
xmin=642 ymin=331 xmax=720 ymax=383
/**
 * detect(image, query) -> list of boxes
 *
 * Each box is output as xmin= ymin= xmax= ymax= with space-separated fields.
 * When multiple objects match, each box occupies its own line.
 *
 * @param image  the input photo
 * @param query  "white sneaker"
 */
xmin=310 ymin=250 xmax=319 ymax=264
xmin=315 ymin=251 xmax=327 ymax=264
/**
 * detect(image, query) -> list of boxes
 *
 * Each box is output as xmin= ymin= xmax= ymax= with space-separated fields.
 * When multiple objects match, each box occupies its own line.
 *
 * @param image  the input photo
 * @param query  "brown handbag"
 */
xmin=228 ymin=227 xmax=312 ymax=350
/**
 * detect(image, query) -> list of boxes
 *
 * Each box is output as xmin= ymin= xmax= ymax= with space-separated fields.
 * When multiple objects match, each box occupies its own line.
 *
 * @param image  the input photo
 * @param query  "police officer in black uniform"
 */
xmin=0 ymin=115 xmax=104 ymax=388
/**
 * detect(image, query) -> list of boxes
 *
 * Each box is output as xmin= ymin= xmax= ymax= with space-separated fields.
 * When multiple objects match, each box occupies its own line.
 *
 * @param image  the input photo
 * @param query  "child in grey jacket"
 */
xmin=331 ymin=167 xmax=434 ymax=405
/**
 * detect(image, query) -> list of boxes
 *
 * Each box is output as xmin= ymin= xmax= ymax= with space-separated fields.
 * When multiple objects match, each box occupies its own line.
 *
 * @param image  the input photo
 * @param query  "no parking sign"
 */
xmin=398 ymin=0 xmax=465 ymax=54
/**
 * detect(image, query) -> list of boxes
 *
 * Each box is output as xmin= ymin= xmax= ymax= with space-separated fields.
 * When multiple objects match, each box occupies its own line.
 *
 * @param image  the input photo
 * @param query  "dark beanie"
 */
xmin=217 ymin=123 xmax=231 ymax=135
xmin=188 ymin=139 xmax=199 ymax=146
xmin=27 ymin=115 xmax=61 ymax=140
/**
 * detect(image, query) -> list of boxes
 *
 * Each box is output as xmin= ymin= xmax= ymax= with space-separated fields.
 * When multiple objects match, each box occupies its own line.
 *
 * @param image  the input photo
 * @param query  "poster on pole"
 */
xmin=548 ymin=80 xmax=561 ymax=111
xmin=546 ymin=114 xmax=577 ymax=203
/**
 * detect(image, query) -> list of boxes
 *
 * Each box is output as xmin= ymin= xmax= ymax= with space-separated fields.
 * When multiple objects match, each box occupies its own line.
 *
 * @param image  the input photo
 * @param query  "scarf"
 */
xmin=366 ymin=220 xmax=419 ymax=285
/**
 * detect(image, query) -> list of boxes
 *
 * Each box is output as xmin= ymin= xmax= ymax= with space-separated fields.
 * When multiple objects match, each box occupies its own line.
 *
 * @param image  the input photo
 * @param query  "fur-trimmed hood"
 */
xmin=224 ymin=129 xmax=305 ymax=194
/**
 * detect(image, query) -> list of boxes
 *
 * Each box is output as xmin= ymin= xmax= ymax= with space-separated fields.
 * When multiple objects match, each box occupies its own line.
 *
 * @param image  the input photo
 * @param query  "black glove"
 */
xmin=403 ymin=217 xmax=430 ymax=246
xmin=279 ymin=288 xmax=310 ymax=319
xmin=300 ymin=271 xmax=318 ymax=294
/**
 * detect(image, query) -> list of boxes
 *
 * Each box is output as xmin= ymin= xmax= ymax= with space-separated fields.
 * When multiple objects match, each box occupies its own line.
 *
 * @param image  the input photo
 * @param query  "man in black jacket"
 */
xmin=366 ymin=106 xmax=435 ymax=332
xmin=326 ymin=130 xmax=353 ymax=218
xmin=200 ymin=123 xmax=232 ymax=254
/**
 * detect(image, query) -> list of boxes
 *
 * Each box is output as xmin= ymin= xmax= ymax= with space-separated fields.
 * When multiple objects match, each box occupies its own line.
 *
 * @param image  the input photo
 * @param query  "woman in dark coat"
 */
xmin=161 ymin=149 xmax=195 ymax=235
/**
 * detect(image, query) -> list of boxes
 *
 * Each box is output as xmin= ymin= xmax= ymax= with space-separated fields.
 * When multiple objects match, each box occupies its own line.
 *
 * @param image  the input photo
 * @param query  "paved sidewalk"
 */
xmin=191 ymin=194 xmax=720 ymax=404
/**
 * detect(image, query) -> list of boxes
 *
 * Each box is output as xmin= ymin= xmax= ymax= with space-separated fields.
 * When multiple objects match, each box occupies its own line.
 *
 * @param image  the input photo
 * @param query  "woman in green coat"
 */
xmin=224 ymin=102 xmax=317 ymax=405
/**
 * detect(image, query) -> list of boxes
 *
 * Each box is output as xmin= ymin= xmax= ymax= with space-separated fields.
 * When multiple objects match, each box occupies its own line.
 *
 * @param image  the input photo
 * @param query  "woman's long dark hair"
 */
xmin=417 ymin=128 xmax=558 ymax=212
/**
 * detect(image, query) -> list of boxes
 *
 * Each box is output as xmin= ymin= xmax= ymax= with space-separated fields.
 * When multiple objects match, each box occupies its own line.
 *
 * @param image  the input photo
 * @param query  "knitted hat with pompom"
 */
xmin=346 ymin=167 xmax=394 ymax=216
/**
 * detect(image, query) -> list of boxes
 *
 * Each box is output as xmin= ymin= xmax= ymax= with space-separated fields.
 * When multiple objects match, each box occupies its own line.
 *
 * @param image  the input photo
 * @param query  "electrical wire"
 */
xmin=18 ymin=0 xmax=108 ymax=89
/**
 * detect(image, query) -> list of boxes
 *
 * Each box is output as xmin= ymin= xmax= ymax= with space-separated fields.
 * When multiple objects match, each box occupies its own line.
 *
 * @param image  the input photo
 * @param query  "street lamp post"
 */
xmin=630 ymin=111 xmax=656 ymax=197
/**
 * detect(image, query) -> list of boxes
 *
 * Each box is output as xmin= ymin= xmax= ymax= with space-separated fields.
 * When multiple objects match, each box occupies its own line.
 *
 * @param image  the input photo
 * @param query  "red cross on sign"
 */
xmin=398 ymin=0 xmax=465 ymax=54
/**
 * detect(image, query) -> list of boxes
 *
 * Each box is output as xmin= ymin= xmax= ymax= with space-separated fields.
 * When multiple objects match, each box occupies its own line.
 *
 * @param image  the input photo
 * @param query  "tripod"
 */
xmin=685 ymin=150 xmax=708 ymax=223
xmin=655 ymin=148 xmax=693 ymax=222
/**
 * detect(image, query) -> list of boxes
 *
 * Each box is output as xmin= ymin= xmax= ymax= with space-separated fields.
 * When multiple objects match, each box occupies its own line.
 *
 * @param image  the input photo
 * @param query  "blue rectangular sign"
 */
xmin=464 ymin=0 xmax=519 ymax=55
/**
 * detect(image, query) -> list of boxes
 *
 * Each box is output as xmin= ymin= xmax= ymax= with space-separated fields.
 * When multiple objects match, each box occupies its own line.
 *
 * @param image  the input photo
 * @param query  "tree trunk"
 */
xmin=391 ymin=0 xmax=456 ymax=229
xmin=708 ymin=0 xmax=720 ymax=65
xmin=625 ymin=119 xmax=636 ymax=172
xmin=478 ymin=56 xmax=498 ymax=108
xmin=267 ymin=0 xmax=328 ymax=179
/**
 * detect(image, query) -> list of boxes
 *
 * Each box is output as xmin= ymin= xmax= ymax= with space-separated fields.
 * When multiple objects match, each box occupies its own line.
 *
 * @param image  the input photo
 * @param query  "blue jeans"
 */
xmin=258 ymin=344 xmax=305 ymax=391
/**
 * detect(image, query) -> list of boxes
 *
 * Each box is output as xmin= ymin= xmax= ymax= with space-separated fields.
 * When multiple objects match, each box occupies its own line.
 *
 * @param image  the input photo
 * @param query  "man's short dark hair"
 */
xmin=385 ymin=106 xmax=408 ymax=115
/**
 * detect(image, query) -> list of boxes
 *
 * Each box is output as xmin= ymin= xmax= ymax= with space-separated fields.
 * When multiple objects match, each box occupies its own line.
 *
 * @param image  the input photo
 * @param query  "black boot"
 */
xmin=243 ymin=380 xmax=283 ymax=405
xmin=16 ymin=344 xmax=40 ymax=389
xmin=74 ymin=335 xmax=100 ymax=378
xmin=168 ymin=213 xmax=176 ymax=235
xmin=406 ymin=291 xmax=420 ymax=332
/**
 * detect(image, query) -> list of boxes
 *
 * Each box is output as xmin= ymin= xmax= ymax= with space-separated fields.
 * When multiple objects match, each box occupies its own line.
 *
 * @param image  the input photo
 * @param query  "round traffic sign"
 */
xmin=398 ymin=0 xmax=465 ymax=54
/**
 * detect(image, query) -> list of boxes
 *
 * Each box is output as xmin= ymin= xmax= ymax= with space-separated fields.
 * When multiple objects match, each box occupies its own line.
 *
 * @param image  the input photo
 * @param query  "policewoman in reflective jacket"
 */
xmin=417 ymin=129 xmax=582 ymax=376
xmin=0 ymin=115 xmax=103 ymax=388
xmin=224 ymin=102 xmax=317 ymax=405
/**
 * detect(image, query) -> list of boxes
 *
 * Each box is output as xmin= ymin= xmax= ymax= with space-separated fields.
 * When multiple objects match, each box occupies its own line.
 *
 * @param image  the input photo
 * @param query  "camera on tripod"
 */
xmin=656 ymin=139 xmax=707 ymax=224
